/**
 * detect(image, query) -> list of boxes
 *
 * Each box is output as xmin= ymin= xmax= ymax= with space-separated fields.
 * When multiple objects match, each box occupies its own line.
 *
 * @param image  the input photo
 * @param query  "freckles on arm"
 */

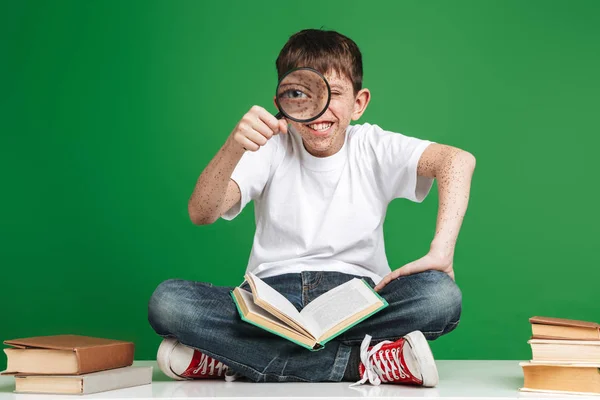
xmin=417 ymin=143 xmax=476 ymax=256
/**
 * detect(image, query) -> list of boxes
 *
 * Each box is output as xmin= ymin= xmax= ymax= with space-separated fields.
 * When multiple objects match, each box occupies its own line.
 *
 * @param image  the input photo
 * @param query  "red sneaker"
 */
xmin=157 ymin=338 xmax=238 ymax=381
xmin=352 ymin=331 xmax=439 ymax=387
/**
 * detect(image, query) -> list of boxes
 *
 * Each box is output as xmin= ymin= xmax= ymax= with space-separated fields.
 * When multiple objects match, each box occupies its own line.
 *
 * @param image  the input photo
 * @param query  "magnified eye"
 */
xmin=280 ymin=89 xmax=309 ymax=99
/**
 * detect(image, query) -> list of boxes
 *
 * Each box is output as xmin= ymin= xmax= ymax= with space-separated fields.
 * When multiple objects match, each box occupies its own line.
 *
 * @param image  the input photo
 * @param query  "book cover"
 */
xmin=530 ymin=316 xmax=600 ymax=340
xmin=3 ymin=335 xmax=134 ymax=375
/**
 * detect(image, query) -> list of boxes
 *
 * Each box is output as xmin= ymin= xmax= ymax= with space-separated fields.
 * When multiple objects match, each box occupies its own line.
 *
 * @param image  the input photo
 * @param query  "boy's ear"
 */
xmin=273 ymin=96 xmax=277 ymax=109
xmin=351 ymin=88 xmax=371 ymax=121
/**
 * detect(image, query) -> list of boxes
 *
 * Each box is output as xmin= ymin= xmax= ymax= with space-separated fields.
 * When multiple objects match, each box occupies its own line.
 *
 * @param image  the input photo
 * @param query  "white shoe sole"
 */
xmin=156 ymin=338 xmax=186 ymax=381
xmin=405 ymin=331 xmax=439 ymax=387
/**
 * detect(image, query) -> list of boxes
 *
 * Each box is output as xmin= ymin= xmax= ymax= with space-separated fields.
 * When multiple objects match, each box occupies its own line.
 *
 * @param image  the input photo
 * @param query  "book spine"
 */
xmin=229 ymin=291 xmax=320 ymax=351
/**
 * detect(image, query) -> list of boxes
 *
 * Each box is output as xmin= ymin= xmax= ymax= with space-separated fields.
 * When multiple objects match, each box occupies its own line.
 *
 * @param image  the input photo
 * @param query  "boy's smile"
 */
xmin=305 ymin=121 xmax=333 ymax=136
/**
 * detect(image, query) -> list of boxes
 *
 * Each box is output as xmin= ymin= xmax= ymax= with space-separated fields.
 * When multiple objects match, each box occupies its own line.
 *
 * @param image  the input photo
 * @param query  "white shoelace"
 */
xmin=191 ymin=353 xmax=242 ymax=381
xmin=193 ymin=354 xmax=228 ymax=377
xmin=225 ymin=369 xmax=242 ymax=382
xmin=193 ymin=357 xmax=240 ymax=382
xmin=349 ymin=334 xmax=410 ymax=387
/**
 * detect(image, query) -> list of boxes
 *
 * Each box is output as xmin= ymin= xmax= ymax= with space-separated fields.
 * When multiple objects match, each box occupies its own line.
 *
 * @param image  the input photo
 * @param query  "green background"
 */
xmin=1 ymin=0 xmax=598 ymax=368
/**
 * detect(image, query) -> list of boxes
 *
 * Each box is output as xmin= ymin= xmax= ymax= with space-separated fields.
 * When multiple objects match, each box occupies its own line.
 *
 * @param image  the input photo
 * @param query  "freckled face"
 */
xmin=288 ymin=71 xmax=357 ymax=157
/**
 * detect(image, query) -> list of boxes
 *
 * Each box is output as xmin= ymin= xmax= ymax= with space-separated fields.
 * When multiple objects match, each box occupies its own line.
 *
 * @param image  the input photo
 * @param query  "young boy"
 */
xmin=148 ymin=29 xmax=475 ymax=386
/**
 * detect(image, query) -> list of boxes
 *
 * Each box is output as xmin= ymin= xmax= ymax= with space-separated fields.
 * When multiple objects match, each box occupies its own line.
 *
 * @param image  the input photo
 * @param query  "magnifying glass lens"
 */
xmin=276 ymin=69 xmax=330 ymax=122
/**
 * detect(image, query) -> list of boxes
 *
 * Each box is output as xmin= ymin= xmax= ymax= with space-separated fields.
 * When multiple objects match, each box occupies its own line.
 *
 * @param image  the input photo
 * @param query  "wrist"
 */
xmin=429 ymin=238 xmax=455 ymax=262
xmin=224 ymin=136 xmax=246 ymax=158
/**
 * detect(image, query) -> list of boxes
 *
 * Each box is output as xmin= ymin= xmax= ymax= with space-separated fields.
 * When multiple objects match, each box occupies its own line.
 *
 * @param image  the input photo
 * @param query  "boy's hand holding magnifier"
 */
xmin=230 ymin=68 xmax=331 ymax=152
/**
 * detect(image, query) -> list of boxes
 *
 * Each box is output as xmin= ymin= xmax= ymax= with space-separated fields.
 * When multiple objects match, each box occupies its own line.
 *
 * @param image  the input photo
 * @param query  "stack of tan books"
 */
xmin=520 ymin=316 xmax=600 ymax=396
xmin=2 ymin=335 xmax=152 ymax=395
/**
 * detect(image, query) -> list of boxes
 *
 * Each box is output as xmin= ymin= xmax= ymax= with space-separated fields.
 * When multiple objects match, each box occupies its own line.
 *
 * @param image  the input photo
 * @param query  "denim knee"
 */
xmin=413 ymin=271 xmax=462 ymax=340
xmin=148 ymin=279 xmax=187 ymax=335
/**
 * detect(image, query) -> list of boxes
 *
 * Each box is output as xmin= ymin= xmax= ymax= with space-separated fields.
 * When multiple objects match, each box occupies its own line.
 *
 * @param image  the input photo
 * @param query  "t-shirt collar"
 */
xmin=289 ymin=125 xmax=349 ymax=172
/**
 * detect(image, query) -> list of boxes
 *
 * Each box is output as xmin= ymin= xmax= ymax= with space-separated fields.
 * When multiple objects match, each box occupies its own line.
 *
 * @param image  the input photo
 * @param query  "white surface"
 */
xmin=0 ymin=360 xmax=596 ymax=399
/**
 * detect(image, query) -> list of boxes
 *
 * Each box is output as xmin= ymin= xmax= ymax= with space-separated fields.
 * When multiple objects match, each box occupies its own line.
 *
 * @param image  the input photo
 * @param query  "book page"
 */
xmin=247 ymin=273 xmax=314 ymax=336
xmin=300 ymin=279 xmax=380 ymax=338
xmin=236 ymin=288 xmax=304 ymax=335
xmin=234 ymin=288 xmax=316 ymax=348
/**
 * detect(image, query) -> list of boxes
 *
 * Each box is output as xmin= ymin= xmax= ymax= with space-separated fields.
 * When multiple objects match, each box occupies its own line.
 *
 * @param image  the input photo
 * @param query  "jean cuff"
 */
xmin=327 ymin=342 xmax=352 ymax=382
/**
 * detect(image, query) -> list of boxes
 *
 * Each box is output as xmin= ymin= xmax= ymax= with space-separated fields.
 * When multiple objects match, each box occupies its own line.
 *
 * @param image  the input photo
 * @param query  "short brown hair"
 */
xmin=276 ymin=29 xmax=363 ymax=94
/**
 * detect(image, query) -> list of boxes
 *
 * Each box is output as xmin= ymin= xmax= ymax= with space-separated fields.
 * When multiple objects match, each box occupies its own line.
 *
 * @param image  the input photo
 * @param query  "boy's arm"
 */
xmin=188 ymin=138 xmax=244 ymax=225
xmin=417 ymin=144 xmax=477 ymax=261
xmin=375 ymin=144 xmax=476 ymax=291
xmin=188 ymin=106 xmax=287 ymax=225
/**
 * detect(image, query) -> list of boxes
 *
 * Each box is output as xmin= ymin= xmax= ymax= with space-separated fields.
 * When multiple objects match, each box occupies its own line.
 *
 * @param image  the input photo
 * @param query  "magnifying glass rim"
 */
xmin=275 ymin=67 xmax=331 ymax=123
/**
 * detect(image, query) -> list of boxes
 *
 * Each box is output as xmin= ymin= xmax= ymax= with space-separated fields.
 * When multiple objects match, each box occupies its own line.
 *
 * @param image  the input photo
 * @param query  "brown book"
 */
xmin=2 ymin=335 xmax=134 ymax=375
xmin=520 ymin=362 xmax=600 ymax=396
xmin=530 ymin=316 xmax=600 ymax=340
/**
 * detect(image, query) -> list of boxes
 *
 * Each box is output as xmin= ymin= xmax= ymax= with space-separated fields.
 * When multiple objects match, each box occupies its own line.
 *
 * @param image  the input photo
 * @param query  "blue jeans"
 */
xmin=148 ymin=270 xmax=461 ymax=382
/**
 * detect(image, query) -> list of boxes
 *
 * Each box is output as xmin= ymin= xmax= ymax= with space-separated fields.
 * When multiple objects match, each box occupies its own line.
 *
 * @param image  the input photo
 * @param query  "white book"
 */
xmin=528 ymin=339 xmax=600 ymax=363
xmin=231 ymin=272 xmax=388 ymax=351
xmin=14 ymin=366 xmax=152 ymax=395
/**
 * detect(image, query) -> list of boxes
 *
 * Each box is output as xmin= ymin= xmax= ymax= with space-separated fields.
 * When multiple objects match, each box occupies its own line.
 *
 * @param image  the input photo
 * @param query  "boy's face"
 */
xmin=276 ymin=70 xmax=370 ymax=157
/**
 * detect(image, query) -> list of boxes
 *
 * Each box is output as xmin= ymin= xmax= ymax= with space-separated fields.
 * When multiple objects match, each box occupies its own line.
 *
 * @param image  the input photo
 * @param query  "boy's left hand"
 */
xmin=374 ymin=251 xmax=455 ymax=292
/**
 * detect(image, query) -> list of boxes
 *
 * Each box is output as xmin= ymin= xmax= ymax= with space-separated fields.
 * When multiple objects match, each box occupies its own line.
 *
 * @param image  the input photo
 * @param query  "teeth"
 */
xmin=307 ymin=122 xmax=333 ymax=131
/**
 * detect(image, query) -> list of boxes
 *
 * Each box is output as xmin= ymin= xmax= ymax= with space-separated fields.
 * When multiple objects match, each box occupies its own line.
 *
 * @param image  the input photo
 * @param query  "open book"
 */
xmin=230 ymin=272 xmax=388 ymax=351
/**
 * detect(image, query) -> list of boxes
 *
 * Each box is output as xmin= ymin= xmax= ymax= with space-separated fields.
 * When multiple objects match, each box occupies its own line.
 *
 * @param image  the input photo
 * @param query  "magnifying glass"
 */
xmin=275 ymin=67 xmax=331 ymax=123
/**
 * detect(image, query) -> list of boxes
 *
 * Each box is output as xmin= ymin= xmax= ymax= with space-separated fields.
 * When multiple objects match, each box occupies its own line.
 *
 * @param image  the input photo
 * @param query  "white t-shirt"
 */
xmin=221 ymin=123 xmax=434 ymax=284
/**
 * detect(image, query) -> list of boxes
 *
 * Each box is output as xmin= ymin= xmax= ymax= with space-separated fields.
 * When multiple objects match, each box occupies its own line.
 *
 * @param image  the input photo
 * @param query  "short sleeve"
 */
xmin=221 ymin=136 xmax=280 ymax=221
xmin=364 ymin=124 xmax=435 ymax=203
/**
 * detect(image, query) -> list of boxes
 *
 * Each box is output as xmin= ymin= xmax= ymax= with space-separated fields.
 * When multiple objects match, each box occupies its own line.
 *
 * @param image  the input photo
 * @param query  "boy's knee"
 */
xmin=148 ymin=279 xmax=188 ymax=333
xmin=410 ymin=270 xmax=462 ymax=338
xmin=148 ymin=279 xmax=218 ymax=336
